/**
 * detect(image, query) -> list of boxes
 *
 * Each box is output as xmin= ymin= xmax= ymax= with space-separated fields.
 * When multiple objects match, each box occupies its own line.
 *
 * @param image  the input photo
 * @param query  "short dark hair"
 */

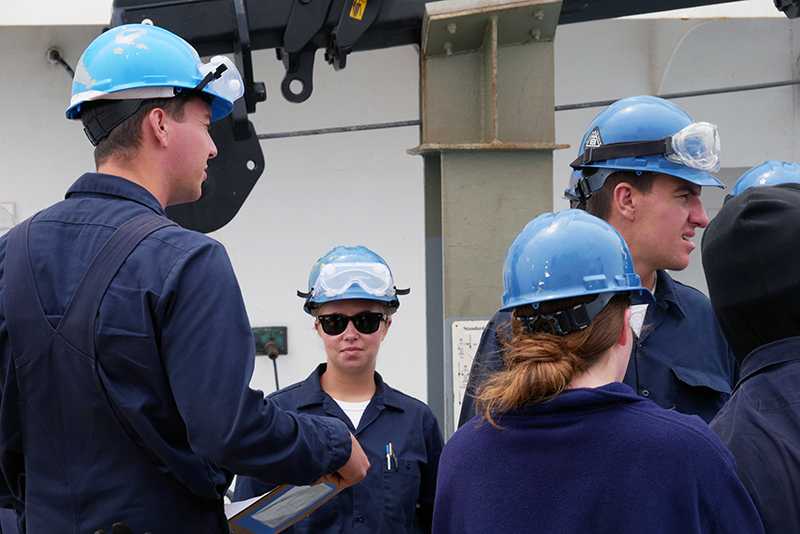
xmin=584 ymin=169 xmax=656 ymax=220
xmin=80 ymin=96 xmax=195 ymax=168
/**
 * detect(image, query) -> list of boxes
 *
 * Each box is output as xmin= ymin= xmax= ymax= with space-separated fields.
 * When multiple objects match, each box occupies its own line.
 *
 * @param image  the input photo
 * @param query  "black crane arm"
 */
xmin=108 ymin=0 xmax=790 ymax=232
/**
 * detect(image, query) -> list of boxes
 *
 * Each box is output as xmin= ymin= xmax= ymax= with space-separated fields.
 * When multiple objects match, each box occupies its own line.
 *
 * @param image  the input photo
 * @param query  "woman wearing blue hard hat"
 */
xmin=235 ymin=246 xmax=444 ymax=534
xmin=433 ymin=210 xmax=764 ymax=534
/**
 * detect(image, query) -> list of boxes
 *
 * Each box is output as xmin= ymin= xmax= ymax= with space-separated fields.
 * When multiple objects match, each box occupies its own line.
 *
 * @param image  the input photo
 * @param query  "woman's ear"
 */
xmin=314 ymin=319 xmax=324 ymax=339
xmin=380 ymin=316 xmax=392 ymax=342
xmin=617 ymin=307 xmax=633 ymax=349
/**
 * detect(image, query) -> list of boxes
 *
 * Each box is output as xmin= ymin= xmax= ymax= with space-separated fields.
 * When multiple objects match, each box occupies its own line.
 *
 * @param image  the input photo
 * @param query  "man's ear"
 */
xmin=612 ymin=182 xmax=637 ymax=223
xmin=145 ymin=108 xmax=169 ymax=147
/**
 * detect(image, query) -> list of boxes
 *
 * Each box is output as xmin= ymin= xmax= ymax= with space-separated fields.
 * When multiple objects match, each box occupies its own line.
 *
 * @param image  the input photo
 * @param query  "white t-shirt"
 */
xmin=333 ymin=398 xmax=371 ymax=429
xmin=629 ymin=303 xmax=648 ymax=337
xmin=629 ymin=277 xmax=656 ymax=337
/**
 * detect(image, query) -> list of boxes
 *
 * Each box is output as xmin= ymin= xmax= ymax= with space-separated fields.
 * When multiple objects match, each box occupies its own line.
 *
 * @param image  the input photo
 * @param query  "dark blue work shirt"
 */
xmin=0 ymin=173 xmax=352 ymax=533
xmin=438 ymin=382 xmax=764 ymax=534
xmin=458 ymin=270 xmax=738 ymax=426
xmin=235 ymin=364 xmax=444 ymax=534
xmin=710 ymin=336 xmax=800 ymax=534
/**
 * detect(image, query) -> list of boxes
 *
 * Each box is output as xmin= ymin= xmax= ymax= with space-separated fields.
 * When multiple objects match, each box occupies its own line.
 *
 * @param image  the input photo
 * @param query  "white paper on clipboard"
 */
xmin=227 ymin=483 xmax=341 ymax=534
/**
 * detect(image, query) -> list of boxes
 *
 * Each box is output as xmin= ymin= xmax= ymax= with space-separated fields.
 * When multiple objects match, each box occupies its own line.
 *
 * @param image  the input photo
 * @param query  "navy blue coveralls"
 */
xmin=0 ymin=174 xmax=352 ymax=533
xmin=711 ymin=336 xmax=800 ymax=533
xmin=235 ymin=364 xmax=444 ymax=534
xmin=458 ymin=270 xmax=739 ymax=426
xmin=438 ymin=382 xmax=764 ymax=534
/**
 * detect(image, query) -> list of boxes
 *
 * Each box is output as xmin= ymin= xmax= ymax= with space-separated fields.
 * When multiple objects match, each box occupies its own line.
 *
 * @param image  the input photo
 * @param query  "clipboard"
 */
xmin=227 ymin=483 xmax=342 ymax=534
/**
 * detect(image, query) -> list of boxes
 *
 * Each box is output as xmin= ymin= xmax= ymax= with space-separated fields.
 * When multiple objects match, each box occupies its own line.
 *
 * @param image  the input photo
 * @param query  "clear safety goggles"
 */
xmin=570 ymin=121 xmax=720 ymax=173
xmin=194 ymin=56 xmax=244 ymax=102
xmin=313 ymin=262 xmax=394 ymax=298
xmin=664 ymin=121 xmax=720 ymax=172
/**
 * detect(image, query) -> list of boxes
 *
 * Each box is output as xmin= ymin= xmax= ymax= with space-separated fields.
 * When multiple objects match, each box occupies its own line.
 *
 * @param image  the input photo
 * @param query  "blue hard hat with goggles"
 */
xmin=565 ymin=96 xmax=724 ymax=208
xmin=66 ymin=24 xmax=245 ymax=146
xmin=299 ymin=246 xmax=410 ymax=315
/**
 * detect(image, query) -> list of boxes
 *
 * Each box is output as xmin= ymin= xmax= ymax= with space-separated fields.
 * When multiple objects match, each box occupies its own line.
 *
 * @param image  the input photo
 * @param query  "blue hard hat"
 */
xmin=731 ymin=160 xmax=800 ymax=195
xmin=299 ymin=246 xmax=409 ymax=315
xmin=565 ymin=95 xmax=724 ymax=205
xmin=501 ymin=210 xmax=654 ymax=315
xmin=66 ymin=24 xmax=244 ymax=122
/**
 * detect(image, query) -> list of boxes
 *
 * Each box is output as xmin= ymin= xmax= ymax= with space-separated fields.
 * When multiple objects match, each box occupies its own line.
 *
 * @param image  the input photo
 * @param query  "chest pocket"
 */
xmin=671 ymin=365 xmax=732 ymax=423
xmin=383 ymin=457 xmax=422 ymax=525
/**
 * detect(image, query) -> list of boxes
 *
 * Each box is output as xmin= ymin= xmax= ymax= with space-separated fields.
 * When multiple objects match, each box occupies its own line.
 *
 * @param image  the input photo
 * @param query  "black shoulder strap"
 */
xmin=58 ymin=212 xmax=178 ymax=358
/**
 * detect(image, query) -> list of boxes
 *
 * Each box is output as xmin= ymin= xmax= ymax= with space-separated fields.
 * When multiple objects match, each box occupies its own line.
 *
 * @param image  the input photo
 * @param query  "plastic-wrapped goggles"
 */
xmin=313 ymin=262 xmax=395 ymax=298
xmin=570 ymin=122 xmax=721 ymax=173
xmin=193 ymin=56 xmax=244 ymax=103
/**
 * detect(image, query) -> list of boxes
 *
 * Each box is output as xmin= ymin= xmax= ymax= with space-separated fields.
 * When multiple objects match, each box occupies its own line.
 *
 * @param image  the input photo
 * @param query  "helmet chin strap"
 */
xmin=83 ymin=99 xmax=145 ymax=147
xmin=82 ymin=72 xmax=227 ymax=147
xmin=81 ymin=61 xmax=231 ymax=147
xmin=515 ymin=292 xmax=616 ymax=336
xmin=570 ymin=138 xmax=671 ymax=169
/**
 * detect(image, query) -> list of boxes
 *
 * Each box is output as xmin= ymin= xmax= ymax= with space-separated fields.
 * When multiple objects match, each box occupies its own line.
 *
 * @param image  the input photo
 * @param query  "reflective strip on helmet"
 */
xmin=69 ymin=86 xmax=176 ymax=110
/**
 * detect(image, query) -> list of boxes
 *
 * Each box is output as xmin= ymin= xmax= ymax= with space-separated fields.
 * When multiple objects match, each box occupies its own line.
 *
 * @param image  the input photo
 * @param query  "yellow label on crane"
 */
xmin=350 ymin=0 xmax=367 ymax=20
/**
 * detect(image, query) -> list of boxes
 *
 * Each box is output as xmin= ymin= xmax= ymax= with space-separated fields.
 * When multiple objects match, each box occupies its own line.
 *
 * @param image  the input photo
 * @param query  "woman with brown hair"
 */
xmin=432 ymin=209 xmax=764 ymax=534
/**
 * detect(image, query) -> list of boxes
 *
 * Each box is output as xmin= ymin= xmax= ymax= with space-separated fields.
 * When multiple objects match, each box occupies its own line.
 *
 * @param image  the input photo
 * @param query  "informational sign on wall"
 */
xmin=450 ymin=319 xmax=489 ymax=425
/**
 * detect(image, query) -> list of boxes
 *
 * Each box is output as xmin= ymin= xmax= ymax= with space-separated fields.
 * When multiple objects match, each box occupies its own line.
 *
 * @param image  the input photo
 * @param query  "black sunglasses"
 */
xmin=317 ymin=312 xmax=388 ymax=336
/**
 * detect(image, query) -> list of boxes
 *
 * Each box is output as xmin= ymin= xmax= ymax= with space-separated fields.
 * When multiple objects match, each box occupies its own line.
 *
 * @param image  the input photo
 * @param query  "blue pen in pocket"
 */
xmin=386 ymin=442 xmax=397 ymax=471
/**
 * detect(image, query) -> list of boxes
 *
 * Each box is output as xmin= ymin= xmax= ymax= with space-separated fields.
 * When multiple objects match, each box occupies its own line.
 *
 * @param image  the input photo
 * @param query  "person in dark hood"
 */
xmin=703 ymin=160 xmax=800 ymax=534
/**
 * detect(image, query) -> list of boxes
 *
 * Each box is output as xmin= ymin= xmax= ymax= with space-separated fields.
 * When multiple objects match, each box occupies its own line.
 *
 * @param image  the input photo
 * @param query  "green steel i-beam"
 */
xmin=411 ymin=0 xmax=567 ymax=437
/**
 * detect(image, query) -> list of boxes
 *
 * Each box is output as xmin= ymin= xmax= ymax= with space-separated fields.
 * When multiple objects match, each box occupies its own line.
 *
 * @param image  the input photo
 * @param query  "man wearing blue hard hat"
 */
xmin=459 ymin=95 xmax=738 ymax=427
xmin=0 ymin=24 xmax=368 ymax=533
xmin=703 ymin=160 xmax=800 ymax=533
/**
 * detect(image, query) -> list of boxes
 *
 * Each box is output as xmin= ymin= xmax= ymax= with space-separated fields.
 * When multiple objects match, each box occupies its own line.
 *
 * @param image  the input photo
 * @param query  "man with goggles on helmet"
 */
xmin=459 ymin=95 xmax=738 ymax=428
xmin=0 ymin=24 xmax=368 ymax=533
xmin=235 ymin=246 xmax=444 ymax=534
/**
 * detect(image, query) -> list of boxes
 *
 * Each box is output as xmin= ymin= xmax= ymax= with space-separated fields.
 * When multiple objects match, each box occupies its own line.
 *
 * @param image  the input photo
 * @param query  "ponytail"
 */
xmin=476 ymin=294 xmax=630 ymax=428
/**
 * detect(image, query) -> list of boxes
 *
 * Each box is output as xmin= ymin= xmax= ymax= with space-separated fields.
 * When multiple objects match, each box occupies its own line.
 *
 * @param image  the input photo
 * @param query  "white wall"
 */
xmin=221 ymin=45 xmax=426 ymax=397
xmin=2 ymin=0 xmax=799 ymax=410
xmin=1 ymin=0 xmax=112 ymax=25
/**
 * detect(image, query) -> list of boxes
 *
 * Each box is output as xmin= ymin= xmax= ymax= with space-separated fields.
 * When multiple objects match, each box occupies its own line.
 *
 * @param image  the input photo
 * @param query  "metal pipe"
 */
xmin=252 ymin=78 xmax=800 ymax=140
xmin=555 ymin=79 xmax=800 ymax=111
xmin=256 ymin=119 xmax=422 ymax=139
